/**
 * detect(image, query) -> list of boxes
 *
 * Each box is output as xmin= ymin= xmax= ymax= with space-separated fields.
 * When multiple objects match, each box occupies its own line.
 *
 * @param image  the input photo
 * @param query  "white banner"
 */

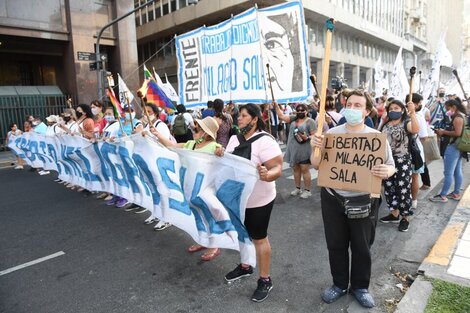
xmin=9 ymin=132 xmax=258 ymax=266
xmin=389 ymin=46 xmax=409 ymax=101
xmin=175 ymin=0 xmax=310 ymax=108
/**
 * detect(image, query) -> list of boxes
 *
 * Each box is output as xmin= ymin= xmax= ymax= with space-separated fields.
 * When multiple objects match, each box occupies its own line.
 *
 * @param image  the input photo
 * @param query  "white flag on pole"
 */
xmin=162 ymin=73 xmax=180 ymax=102
xmin=389 ymin=46 xmax=408 ymax=101
xmin=118 ymin=74 xmax=135 ymax=105
xmin=374 ymin=54 xmax=388 ymax=96
xmin=422 ymin=33 xmax=453 ymax=102
xmin=153 ymin=67 xmax=180 ymax=103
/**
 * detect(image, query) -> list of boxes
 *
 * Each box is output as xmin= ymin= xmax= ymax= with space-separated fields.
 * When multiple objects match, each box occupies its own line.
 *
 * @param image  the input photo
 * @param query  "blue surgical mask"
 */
xmin=388 ymin=111 xmax=403 ymax=121
xmin=104 ymin=115 xmax=115 ymax=122
xmin=343 ymin=109 xmax=363 ymax=126
xmin=125 ymin=112 xmax=135 ymax=120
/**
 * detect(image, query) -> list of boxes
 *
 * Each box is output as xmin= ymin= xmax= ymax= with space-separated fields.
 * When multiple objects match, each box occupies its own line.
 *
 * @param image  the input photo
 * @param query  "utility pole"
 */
xmin=96 ymin=0 xmax=156 ymax=100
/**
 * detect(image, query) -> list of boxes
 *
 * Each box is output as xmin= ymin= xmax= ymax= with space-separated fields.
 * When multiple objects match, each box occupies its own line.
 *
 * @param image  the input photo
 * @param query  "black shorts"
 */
xmin=298 ymin=159 xmax=311 ymax=165
xmin=244 ymin=199 xmax=275 ymax=240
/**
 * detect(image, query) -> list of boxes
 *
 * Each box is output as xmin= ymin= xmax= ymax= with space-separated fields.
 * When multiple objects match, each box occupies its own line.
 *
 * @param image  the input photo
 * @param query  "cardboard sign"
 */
xmin=317 ymin=132 xmax=387 ymax=194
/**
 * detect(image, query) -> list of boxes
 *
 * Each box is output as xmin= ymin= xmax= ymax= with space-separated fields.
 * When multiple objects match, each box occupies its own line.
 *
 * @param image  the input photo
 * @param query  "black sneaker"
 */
xmin=398 ymin=218 xmax=409 ymax=232
xmin=251 ymin=278 xmax=273 ymax=302
xmin=379 ymin=213 xmax=400 ymax=224
xmin=224 ymin=264 xmax=253 ymax=282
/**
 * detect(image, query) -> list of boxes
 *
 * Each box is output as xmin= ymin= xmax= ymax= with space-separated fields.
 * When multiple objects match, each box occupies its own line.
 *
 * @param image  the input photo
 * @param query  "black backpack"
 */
xmin=232 ymin=133 xmax=270 ymax=160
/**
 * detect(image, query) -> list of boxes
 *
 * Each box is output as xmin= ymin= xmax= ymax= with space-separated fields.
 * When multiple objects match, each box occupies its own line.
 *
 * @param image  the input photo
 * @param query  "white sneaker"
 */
xmin=103 ymin=194 xmax=114 ymax=201
xmin=14 ymin=165 xmax=24 ymax=170
xmin=290 ymin=188 xmax=302 ymax=196
xmin=154 ymin=221 xmax=171 ymax=231
xmin=300 ymin=190 xmax=312 ymax=199
xmin=144 ymin=217 xmax=157 ymax=225
xmin=39 ymin=170 xmax=50 ymax=175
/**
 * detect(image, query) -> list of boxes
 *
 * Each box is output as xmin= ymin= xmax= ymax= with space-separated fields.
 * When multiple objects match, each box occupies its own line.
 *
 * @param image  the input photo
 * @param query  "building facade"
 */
xmin=135 ymin=0 xmax=465 ymax=99
xmin=0 ymin=0 xmax=139 ymax=104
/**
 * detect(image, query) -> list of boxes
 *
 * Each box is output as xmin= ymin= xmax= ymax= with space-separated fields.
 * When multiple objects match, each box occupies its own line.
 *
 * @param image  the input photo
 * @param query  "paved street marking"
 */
xmin=423 ymin=224 xmax=465 ymax=266
xmin=0 ymin=251 xmax=65 ymax=276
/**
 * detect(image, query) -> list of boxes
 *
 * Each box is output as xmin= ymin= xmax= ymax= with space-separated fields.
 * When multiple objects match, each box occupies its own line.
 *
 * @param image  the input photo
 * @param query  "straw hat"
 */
xmin=195 ymin=116 xmax=219 ymax=140
xmin=46 ymin=115 xmax=58 ymax=123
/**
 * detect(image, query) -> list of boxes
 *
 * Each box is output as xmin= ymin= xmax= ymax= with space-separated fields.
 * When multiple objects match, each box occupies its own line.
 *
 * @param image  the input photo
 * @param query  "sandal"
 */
xmin=200 ymin=248 xmax=221 ymax=261
xmin=187 ymin=244 xmax=206 ymax=253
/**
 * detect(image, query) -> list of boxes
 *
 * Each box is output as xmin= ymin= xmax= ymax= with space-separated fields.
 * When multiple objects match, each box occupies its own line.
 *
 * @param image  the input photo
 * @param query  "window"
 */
xmin=162 ymin=1 xmax=169 ymax=15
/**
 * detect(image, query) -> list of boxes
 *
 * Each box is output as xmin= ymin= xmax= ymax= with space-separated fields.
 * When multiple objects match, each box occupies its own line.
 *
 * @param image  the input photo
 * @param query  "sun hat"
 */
xmin=46 ymin=115 xmax=58 ymax=123
xmin=195 ymin=116 xmax=219 ymax=140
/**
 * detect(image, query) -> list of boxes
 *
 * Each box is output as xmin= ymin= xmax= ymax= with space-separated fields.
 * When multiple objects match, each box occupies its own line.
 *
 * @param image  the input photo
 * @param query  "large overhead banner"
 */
xmin=175 ymin=1 xmax=310 ymax=108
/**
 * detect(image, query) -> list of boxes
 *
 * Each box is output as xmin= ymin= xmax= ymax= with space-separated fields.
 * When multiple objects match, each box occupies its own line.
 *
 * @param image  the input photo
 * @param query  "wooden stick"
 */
xmin=452 ymin=69 xmax=470 ymax=103
xmin=137 ymin=90 xmax=152 ymax=129
xmin=314 ymin=18 xmax=335 ymax=158
xmin=310 ymin=75 xmax=320 ymax=99
xmin=408 ymin=66 xmax=416 ymax=103
xmin=266 ymin=63 xmax=276 ymax=134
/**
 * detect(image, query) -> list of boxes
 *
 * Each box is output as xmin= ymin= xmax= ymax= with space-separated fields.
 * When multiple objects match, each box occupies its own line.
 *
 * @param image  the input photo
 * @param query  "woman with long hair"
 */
xmin=379 ymin=99 xmax=420 ymax=232
xmin=212 ymin=98 xmax=233 ymax=148
xmin=429 ymin=99 xmax=467 ymax=202
xmin=223 ymin=103 xmax=283 ymax=302
xmin=274 ymin=102 xmax=317 ymax=198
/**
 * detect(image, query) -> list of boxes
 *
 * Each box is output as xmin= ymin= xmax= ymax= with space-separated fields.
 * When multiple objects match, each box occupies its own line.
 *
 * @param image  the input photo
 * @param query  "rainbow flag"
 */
xmin=106 ymin=87 xmax=123 ymax=116
xmin=142 ymin=65 xmax=176 ymax=112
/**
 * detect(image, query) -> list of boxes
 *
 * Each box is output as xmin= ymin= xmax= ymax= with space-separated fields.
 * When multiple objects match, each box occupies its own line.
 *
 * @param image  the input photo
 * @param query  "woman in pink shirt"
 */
xmin=224 ymin=103 xmax=283 ymax=303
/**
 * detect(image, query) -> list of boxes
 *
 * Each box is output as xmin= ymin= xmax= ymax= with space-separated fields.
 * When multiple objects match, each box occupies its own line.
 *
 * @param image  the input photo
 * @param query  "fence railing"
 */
xmin=0 ymin=95 xmax=72 ymax=150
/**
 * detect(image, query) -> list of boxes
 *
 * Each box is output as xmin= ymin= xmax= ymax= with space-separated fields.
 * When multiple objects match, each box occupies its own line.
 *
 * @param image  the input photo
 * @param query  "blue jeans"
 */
xmin=440 ymin=144 xmax=463 ymax=196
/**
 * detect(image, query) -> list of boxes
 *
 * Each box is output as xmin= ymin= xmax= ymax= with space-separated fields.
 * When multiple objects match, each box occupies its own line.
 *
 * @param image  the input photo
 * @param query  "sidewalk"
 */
xmin=396 ymin=173 xmax=470 ymax=312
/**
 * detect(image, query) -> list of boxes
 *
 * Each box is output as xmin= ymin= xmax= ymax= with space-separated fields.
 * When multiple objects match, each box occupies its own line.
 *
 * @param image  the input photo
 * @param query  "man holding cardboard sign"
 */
xmin=310 ymin=89 xmax=395 ymax=308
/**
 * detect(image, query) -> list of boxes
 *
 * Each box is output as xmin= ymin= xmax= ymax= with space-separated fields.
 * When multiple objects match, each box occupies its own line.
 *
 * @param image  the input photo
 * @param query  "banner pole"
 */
xmin=137 ymin=90 xmax=153 ymax=129
xmin=266 ymin=63 xmax=276 ymax=134
xmin=408 ymin=66 xmax=416 ymax=103
xmin=313 ymin=18 xmax=335 ymax=158
xmin=452 ymin=69 xmax=470 ymax=103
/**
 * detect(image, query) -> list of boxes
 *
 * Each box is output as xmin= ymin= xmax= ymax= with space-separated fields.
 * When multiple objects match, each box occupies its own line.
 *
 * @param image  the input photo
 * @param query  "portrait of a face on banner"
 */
xmin=175 ymin=1 xmax=310 ymax=108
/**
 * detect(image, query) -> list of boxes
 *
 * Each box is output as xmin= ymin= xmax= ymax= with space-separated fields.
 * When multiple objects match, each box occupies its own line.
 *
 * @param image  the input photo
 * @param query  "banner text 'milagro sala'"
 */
xmin=176 ymin=1 xmax=310 ymax=108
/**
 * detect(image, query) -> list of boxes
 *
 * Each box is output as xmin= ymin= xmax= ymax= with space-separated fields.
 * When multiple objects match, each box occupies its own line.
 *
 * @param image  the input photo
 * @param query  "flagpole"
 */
xmin=314 ymin=18 xmax=335 ymax=159
xmin=137 ymin=90 xmax=152 ymax=129
xmin=266 ymin=63 xmax=276 ymax=134
xmin=125 ymin=91 xmax=135 ymax=133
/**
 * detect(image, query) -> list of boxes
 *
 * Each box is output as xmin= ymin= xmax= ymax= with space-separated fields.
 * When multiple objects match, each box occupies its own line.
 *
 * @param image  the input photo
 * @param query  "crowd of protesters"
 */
xmin=5 ymin=86 xmax=468 ymax=307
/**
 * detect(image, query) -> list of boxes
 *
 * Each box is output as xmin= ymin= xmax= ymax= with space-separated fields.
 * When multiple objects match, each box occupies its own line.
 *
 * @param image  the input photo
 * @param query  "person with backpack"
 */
xmin=378 ymin=99 xmax=420 ymax=232
xmin=222 ymin=103 xmax=283 ymax=303
xmin=430 ymin=98 xmax=467 ymax=202
xmin=171 ymin=104 xmax=194 ymax=143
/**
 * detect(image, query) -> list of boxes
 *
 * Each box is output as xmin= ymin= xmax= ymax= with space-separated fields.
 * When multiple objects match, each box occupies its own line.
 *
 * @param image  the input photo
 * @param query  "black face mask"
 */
xmin=240 ymin=121 xmax=255 ymax=135
xmin=76 ymin=112 xmax=83 ymax=119
xmin=296 ymin=113 xmax=306 ymax=119
xmin=438 ymin=93 xmax=445 ymax=98
xmin=64 ymin=116 xmax=71 ymax=122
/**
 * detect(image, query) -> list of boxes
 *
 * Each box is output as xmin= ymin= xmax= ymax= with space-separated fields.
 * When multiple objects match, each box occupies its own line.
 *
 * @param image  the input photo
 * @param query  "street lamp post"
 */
xmin=96 ymin=0 xmax=156 ymax=100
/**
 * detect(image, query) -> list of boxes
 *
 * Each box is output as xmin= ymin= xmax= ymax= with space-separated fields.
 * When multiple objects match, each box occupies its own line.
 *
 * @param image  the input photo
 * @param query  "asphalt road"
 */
xmin=1 ymin=160 xmax=468 ymax=313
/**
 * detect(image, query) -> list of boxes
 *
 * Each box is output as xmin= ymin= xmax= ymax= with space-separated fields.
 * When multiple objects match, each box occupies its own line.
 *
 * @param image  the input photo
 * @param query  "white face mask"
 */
xmin=91 ymin=107 xmax=101 ymax=115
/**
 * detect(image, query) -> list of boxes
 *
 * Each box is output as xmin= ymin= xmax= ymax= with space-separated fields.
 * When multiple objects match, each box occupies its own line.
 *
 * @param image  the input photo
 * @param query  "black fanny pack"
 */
xmin=329 ymin=188 xmax=371 ymax=219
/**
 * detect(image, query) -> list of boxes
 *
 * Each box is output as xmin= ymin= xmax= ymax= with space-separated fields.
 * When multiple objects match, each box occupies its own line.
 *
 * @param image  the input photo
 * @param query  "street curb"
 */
xmin=394 ymin=276 xmax=433 ymax=313
xmin=418 ymin=185 xmax=470 ymax=287
xmin=396 ymin=184 xmax=470 ymax=312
